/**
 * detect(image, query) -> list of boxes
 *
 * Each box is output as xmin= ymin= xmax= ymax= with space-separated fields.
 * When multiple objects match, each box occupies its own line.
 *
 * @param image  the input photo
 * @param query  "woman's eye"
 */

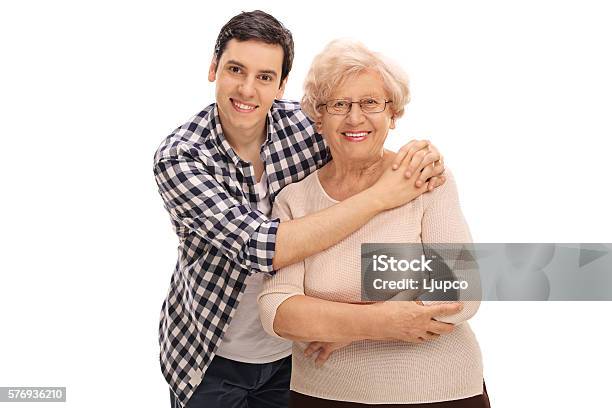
xmin=333 ymin=101 xmax=348 ymax=108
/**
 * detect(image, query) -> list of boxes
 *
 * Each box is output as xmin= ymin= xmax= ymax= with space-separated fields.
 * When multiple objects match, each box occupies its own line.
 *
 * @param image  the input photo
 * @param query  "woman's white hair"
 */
xmin=301 ymin=38 xmax=411 ymax=121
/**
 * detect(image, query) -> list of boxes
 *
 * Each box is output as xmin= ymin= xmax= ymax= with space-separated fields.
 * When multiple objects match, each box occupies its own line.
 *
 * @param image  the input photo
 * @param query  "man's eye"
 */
xmin=259 ymin=74 xmax=272 ymax=81
xmin=229 ymin=66 xmax=242 ymax=74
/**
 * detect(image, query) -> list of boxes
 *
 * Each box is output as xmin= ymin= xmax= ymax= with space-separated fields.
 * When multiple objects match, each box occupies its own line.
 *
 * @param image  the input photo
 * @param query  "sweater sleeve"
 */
xmin=420 ymin=169 xmax=481 ymax=324
xmin=258 ymin=188 xmax=306 ymax=339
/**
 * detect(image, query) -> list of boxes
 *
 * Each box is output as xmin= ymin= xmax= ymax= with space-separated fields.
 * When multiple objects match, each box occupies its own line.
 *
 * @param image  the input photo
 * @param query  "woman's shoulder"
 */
xmin=276 ymin=171 xmax=319 ymax=200
xmin=272 ymin=171 xmax=322 ymax=216
xmin=421 ymin=166 xmax=460 ymax=209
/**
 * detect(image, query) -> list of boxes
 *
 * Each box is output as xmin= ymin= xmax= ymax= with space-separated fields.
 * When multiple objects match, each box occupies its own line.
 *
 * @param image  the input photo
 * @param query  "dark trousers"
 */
xmin=289 ymin=382 xmax=490 ymax=408
xmin=170 ymin=355 xmax=292 ymax=408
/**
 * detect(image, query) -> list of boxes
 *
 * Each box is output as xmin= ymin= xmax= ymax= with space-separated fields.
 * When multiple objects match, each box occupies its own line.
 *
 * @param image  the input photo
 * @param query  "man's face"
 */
xmin=209 ymin=39 xmax=286 ymax=136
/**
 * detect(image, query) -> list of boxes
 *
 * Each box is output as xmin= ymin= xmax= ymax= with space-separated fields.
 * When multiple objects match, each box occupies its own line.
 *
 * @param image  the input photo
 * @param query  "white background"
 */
xmin=1 ymin=1 xmax=611 ymax=407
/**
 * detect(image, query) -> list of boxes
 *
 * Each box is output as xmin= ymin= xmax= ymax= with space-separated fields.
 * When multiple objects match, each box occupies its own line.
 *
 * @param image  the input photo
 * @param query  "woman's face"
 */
xmin=318 ymin=69 xmax=395 ymax=165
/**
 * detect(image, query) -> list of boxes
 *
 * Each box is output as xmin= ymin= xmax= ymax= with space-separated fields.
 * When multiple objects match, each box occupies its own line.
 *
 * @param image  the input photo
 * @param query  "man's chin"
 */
xmin=228 ymin=115 xmax=266 ymax=132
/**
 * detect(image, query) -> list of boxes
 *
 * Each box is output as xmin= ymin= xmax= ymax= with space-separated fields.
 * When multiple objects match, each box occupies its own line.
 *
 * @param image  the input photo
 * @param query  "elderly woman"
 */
xmin=258 ymin=39 xmax=488 ymax=408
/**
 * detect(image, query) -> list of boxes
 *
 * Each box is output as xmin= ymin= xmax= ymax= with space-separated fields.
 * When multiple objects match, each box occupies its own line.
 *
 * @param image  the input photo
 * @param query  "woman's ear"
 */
xmin=315 ymin=120 xmax=323 ymax=133
xmin=390 ymin=116 xmax=396 ymax=129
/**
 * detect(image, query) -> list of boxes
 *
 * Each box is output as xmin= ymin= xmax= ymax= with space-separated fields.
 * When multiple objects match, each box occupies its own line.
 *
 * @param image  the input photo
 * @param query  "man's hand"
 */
xmin=392 ymin=140 xmax=446 ymax=191
xmin=369 ymin=152 xmax=430 ymax=211
xmin=370 ymin=300 xmax=461 ymax=343
xmin=369 ymin=140 xmax=446 ymax=211
xmin=303 ymin=341 xmax=352 ymax=367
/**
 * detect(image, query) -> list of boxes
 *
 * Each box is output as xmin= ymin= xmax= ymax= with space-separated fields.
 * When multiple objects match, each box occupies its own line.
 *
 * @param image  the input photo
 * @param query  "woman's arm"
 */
xmin=259 ymin=289 xmax=383 ymax=343
xmin=420 ymin=168 xmax=481 ymax=324
xmin=258 ymin=280 xmax=459 ymax=343
xmin=258 ymin=188 xmax=461 ymax=343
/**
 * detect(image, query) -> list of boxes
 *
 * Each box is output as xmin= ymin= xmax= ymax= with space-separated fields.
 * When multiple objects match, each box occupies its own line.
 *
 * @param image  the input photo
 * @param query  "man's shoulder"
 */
xmin=271 ymin=99 xmax=314 ymax=128
xmin=154 ymin=103 xmax=217 ymax=163
xmin=270 ymin=99 xmax=321 ymax=149
xmin=271 ymin=99 xmax=302 ymax=113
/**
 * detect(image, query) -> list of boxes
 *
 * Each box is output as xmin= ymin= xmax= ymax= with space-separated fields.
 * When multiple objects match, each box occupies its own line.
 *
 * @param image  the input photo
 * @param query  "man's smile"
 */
xmin=230 ymin=98 xmax=259 ymax=113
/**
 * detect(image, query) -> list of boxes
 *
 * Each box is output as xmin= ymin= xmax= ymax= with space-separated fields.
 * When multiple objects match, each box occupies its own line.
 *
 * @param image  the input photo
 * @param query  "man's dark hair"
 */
xmin=214 ymin=10 xmax=294 ymax=85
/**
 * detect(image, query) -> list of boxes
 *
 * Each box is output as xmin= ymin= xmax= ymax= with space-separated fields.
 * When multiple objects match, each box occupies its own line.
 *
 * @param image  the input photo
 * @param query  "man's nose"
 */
xmin=238 ymin=76 xmax=256 ymax=99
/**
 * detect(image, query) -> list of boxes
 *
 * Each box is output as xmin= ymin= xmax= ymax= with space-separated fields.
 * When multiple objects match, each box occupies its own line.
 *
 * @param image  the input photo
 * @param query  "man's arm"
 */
xmin=272 ymin=141 xmax=444 ymax=269
xmin=154 ymin=155 xmax=278 ymax=274
xmin=155 ymin=141 xmax=444 ymax=274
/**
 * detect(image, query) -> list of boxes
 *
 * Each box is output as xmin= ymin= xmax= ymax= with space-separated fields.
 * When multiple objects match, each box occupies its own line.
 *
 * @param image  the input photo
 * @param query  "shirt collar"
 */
xmin=264 ymin=105 xmax=275 ymax=146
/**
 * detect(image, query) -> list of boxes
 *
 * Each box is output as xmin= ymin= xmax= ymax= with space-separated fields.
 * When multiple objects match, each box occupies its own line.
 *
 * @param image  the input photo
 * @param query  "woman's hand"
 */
xmin=370 ymin=300 xmax=460 ymax=343
xmin=369 ymin=140 xmax=446 ymax=211
xmin=304 ymin=341 xmax=352 ymax=367
xmin=392 ymin=140 xmax=446 ymax=191
xmin=369 ymin=154 xmax=430 ymax=211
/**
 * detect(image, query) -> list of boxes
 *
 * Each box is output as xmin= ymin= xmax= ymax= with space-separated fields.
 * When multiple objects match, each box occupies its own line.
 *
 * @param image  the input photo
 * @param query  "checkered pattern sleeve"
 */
xmin=154 ymin=155 xmax=279 ymax=275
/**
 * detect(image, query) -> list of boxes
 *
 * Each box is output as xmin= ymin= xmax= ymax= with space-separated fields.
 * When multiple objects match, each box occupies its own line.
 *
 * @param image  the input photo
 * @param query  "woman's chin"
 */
xmin=340 ymin=150 xmax=385 ymax=163
xmin=342 ymin=154 xmax=375 ymax=163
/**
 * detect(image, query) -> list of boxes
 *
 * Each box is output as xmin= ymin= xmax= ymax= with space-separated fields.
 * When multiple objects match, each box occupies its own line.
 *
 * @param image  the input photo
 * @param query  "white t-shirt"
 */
xmin=215 ymin=171 xmax=292 ymax=363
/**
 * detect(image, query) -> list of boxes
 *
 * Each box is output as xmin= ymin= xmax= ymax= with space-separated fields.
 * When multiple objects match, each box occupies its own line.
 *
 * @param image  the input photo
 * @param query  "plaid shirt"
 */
xmin=154 ymin=100 xmax=330 ymax=407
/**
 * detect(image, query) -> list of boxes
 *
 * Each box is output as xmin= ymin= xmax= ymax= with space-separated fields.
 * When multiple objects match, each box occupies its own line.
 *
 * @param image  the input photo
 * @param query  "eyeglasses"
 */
xmin=317 ymin=97 xmax=392 ymax=115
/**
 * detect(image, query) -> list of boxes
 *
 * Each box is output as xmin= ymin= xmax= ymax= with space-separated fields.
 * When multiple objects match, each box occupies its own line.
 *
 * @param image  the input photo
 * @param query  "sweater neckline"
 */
xmin=314 ymin=170 xmax=340 ymax=204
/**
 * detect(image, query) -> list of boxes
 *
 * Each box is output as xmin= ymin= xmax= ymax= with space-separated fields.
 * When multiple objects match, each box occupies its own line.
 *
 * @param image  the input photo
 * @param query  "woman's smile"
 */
xmin=341 ymin=130 xmax=371 ymax=142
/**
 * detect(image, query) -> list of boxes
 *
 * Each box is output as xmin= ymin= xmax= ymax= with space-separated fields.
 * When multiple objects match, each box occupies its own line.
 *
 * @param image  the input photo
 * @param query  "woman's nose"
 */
xmin=346 ymin=103 xmax=366 ymax=125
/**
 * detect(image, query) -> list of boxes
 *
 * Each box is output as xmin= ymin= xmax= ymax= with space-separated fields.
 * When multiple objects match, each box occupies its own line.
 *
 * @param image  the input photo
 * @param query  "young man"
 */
xmin=155 ymin=10 xmax=456 ymax=408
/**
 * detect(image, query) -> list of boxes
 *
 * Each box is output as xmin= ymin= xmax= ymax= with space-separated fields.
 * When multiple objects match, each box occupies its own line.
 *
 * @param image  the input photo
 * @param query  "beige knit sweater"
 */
xmin=258 ymin=169 xmax=483 ymax=404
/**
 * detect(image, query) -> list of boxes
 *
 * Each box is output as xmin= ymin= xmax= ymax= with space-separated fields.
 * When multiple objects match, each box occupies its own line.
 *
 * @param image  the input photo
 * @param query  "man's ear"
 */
xmin=276 ymin=77 xmax=288 ymax=99
xmin=208 ymin=56 xmax=218 ymax=82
